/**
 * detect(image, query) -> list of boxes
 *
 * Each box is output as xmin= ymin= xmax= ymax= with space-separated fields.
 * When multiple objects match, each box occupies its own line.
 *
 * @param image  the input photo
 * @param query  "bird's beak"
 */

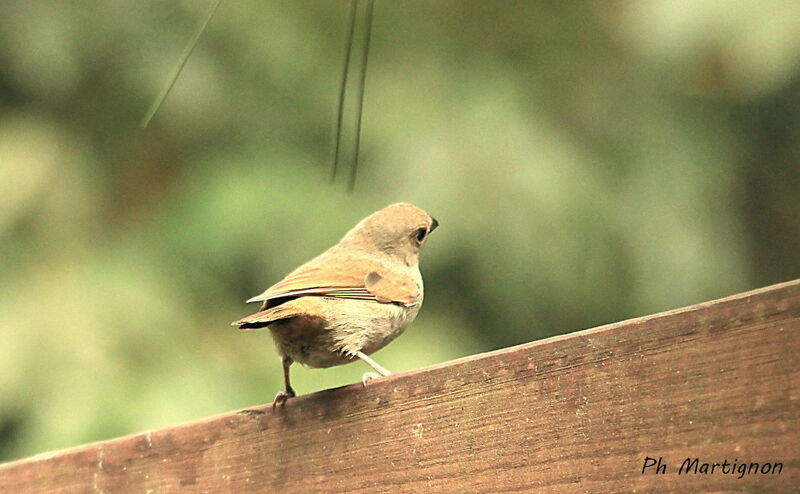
xmin=430 ymin=217 xmax=439 ymax=232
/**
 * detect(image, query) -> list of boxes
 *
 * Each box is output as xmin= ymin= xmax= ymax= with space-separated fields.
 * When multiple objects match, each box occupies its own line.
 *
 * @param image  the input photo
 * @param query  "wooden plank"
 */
xmin=1 ymin=280 xmax=798 ymax=493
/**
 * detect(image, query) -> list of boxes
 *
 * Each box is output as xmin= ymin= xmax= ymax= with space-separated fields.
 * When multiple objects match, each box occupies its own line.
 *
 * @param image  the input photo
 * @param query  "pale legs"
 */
xmin=356 ymin=351 xmax=391 ymax=385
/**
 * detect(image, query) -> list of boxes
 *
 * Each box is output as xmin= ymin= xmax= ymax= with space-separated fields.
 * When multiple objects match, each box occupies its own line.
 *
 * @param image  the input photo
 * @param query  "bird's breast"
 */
xmin=269 ymin=296 xmax=422 ymax=369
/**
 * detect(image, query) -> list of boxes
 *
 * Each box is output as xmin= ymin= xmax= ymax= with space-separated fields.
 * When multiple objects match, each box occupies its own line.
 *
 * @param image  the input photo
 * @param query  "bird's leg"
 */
xmin=273 ymin=357 xmax=296 ymax=411
xmin=356 ymin=351 xmax=391 ymax=386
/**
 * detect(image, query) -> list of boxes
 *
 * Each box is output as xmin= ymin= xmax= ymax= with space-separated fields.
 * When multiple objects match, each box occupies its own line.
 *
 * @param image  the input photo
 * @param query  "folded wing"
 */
xmin=233 ymin=297 xmax=324 ymax=330
xmin=232 ymin=257 xmax=421 ymax=329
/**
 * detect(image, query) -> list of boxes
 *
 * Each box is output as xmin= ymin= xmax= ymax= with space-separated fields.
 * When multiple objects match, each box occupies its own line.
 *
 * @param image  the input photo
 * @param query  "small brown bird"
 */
xmin=232 ymin=203 xmax=438 ymax=408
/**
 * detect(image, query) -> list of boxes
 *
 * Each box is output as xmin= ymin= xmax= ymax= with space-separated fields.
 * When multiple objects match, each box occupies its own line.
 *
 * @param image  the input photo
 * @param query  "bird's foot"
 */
xmin=361 ymin=372 xmax=383 ymax=386
xmin=272 ymin=388 xmax=296 ymax=412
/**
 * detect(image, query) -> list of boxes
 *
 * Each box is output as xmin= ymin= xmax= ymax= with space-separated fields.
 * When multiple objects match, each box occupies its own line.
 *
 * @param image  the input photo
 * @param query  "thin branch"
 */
xmin=331 ymin=0 xmax=360 ymax=183
xmin=141 ymin=0 xmax=224 ymax=128
xmin=348 ymin=0 xmax=375 ymax=193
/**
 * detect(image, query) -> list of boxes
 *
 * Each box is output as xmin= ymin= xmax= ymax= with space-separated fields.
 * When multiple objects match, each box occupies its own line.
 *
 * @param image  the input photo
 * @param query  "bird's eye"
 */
xmin=414 ymin=228 xmax=428 ymax=243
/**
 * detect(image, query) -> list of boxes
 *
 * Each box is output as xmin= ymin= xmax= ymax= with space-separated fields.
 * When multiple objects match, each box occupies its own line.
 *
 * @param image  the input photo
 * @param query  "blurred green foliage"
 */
xmin=1 ymin=0 xmax=799 ymax=461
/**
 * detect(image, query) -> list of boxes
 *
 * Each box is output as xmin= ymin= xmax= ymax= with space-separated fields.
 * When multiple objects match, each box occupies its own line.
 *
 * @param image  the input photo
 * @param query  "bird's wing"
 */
xmin=364 ymin=271 xmax=420 ymax=305
xmin=233 ymin=297 xmax=324 ymax=330
xmin=245 ymin=259 xmax=421 ymax=307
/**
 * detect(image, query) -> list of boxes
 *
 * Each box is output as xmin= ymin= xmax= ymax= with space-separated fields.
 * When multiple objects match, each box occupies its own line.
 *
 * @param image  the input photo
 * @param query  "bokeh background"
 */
xmin=1 ymin=0 xmax=799 ymax=461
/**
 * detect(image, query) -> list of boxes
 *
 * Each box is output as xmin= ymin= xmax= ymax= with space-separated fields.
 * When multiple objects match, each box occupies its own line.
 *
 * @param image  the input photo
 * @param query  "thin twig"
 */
xmin=331 ymin=0 xmax=360 ymax=183
xmin=141 ymin=0 xmax=224 ymax=128
xmin=348 ymin=0 xmax=375 ymax=193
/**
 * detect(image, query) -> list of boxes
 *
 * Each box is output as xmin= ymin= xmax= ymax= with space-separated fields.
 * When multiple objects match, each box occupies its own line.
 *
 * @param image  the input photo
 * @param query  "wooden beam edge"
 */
xmin=1 ymin=278 xmax=798 ymax=471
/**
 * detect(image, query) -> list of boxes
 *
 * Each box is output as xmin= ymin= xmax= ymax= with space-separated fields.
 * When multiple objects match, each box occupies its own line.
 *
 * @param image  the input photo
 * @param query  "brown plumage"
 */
xmin=232 ymin=202 xmax=438 ymax=408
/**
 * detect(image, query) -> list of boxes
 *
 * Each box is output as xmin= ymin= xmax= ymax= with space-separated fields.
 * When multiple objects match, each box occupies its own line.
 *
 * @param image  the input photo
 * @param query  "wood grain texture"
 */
xmin=2 ymin=280 xmax=798 ymax=493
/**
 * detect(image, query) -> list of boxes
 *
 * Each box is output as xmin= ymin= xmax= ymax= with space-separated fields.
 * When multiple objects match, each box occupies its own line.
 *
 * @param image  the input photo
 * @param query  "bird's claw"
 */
xmin=361 ymin=372 xmax=382 ymax=386
xmin=272 ymin=389 xmax=296 ymax=412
